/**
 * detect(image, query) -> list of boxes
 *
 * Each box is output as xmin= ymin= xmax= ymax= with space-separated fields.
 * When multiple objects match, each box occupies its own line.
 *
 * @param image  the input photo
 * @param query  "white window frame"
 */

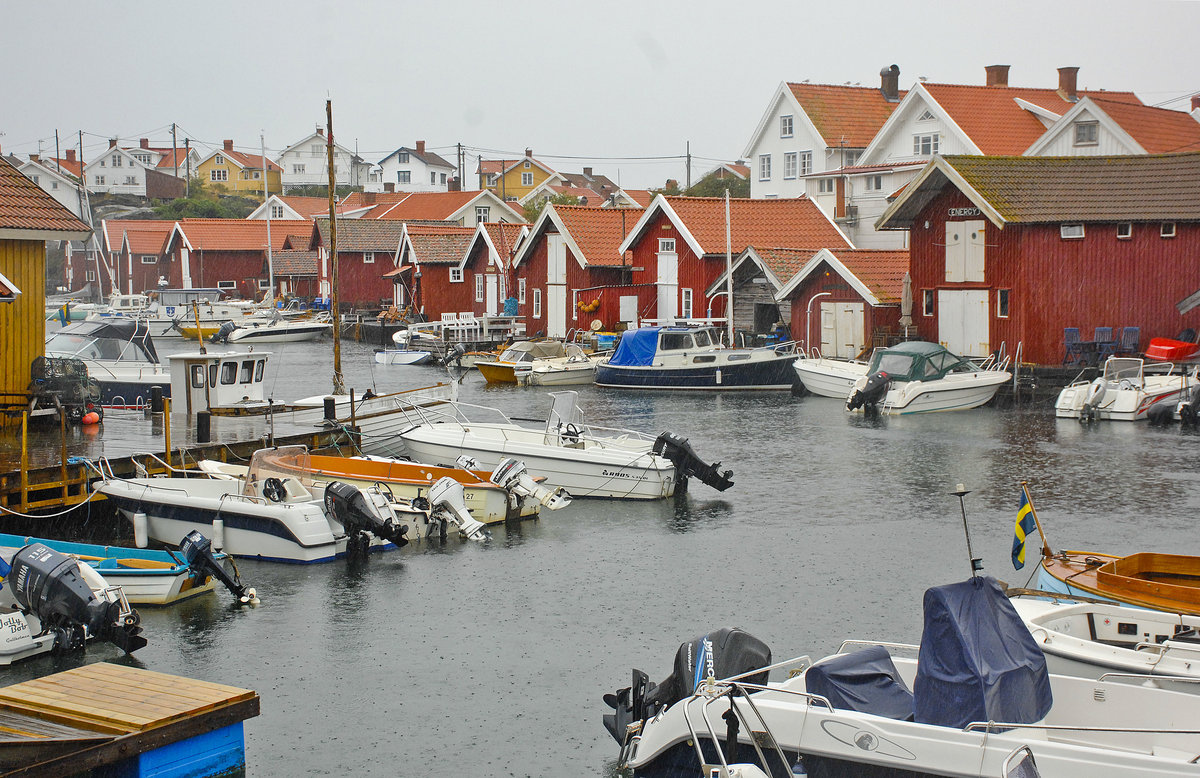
xmin=398 ymin=171 xmax=411 ymax=184
xmin=94 ymin=175 xmax=105 ymax=185
xmin=523 ymin=160 xmax=531 ymax=169
xmin=658 ymin=238 xmax=676 ymax=253
xmin=783 ymin=152 xmax=797 ymax=180
xmin=1162 ymin=222 xmax=1177 ymax=238
xmin=818 ymin=178 xmax=835 ymax=194
xmin=486 ymin=174 xmax=498 ymax=187
xmin=1117 ymin=223 xmax=1132 ymax=240
xmin=292 ymin=164 xmax=305 ymax=175
xmin=518 ymin=278 xmax=526 ymax=303
xmin=864 ymin=174 xmax=883 ymax=191
xmin=913 ymin=133 xmax=939 ymax=156
xmin=397 ymin=152 xmax=409 ymax=163
xmin=363 ymin=252 xmax=375 ymax=264
xmin=123 ymin=176 xmax=137 ymax=185
xmin=217 ymin=280 xmax=237 ymax=290
xmin=1074 ymin=122 xmax=1099 ymax=146
xmin=449 ymin=268 xmax=463 ymax=283
xmin=140 ymin=255 xmax=157 ymax=264
xmin=214 ymin=154 xmax=224 ymax=165
xmin=997 ymin=289 xmax=1010 ymax=318
xmin=681 ymin=288 xmax=693 ymax=319
xmin=922 ymin=289 xmax=934 ymax=317
xmin=85 ymin=270 xmax=96 ymax=282
xmin=270 ymin=204 xmax=285 ymax=219
xmin=780 ymin=115 xmax=793 ymax=138
xmin=257 ymin=279 xmax=270 ymax=290
xmin=758 ymin=154 xmax=771 ymax=181
xmin=799 ymin=151 xmax=812 ymax=176
xmin=475 ymin=274 xmax=485 ymax=302
xmin=111 ymin=154 xmax=122 ymax=167
xmin=521 ymin=172 xmax=533 ymax=187
xmin=533 ymin=288 xmax=542 ymax=318
xmin=211 ymin=169 xmax=227 ymax=182
xmin=1060 ymin=224 xmax=1085 ymax=240
xmin=917 ymin=109 xmax=936 ymax=122
xmin=475 ymin=206 xmax=490 ymax=223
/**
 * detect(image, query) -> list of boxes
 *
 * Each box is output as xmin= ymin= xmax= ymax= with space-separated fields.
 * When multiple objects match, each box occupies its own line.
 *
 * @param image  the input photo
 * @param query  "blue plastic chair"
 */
xmin=1094 ymin=327 xmax=1117 ymax=359
xmin=1116 ymin=326 xmax=1140 ymax=356
xmin=1063 ymin=327 xmax=1084 ymax=366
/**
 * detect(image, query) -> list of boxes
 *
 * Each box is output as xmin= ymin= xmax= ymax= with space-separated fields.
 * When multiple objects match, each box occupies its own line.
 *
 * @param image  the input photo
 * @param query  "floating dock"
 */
xmin=0 ymin=662 xmax=258 ymax=777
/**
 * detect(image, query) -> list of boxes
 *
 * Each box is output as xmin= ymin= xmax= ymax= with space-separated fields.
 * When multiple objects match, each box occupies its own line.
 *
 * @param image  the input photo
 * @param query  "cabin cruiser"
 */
xmin=603 ymin=576 xmax=1200 ymax=777
xmin=845 ymin=341 xmax=1010 ymax=414
xmin=514 ymin=343 xmax=602 ymax=386
xmin=1055 ymin=357 xmax=1200 ymax=421
xmin=395 ymin=391 xmax=733 ymax=500
xmin=594 ymin=325 xmax=799 ymax=390
xmin=44 ymin=318 xmax=169 ymax=408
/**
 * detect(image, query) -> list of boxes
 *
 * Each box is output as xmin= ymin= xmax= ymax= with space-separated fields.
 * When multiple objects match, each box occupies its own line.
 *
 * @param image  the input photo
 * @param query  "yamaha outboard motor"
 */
xmin=603 ymin=627 xmax=771 ymax=744
xmin=179 ymin=531 xmax=258 ymax=604
xmin=651 ymin=432 xmax=734 ymax=493
xmin=847 ymin=370 xmax=891 ymax=411
xmin=428 ymin=477 xmax=490 ymax=540
xmin=324 ymin=480 xmax=410 ymax=559
xmin=8 ymin=543 xmax=147 ymax=654
xmin=210 ymin=321 xmax=238 ymax=344
xmin=489 ymin=457 xmax=572 ymax=510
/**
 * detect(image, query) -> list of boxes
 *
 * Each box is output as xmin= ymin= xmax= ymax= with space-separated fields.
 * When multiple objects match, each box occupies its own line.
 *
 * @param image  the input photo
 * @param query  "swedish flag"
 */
xmin=1012 ymin=488 xmax=1036 ymax=569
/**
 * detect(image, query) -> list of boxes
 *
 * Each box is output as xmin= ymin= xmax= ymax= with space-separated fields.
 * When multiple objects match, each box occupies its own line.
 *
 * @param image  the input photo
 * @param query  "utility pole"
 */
xmin=79 ymin=130 xmax=102 ymax=300
xmin=457 ymin=142 xmax=464 ymax=188
xmin=326 ymin=99 xmax=345 ymax=395
xmin=686 ymin=141 xmax=692 ymax=190
xmin=262 ymin=132 xmax=274 ymax=301
xmin=171 ymin=123 xmax=179 ymax=178
xmin=184 ymin=138 xmax=191 ymax=196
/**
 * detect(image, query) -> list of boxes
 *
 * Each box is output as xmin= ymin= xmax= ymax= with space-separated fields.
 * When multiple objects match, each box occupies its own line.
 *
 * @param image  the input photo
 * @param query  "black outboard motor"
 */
xmin=651 ymin=432 xmax=734 ymax=493
xmin=8 ymin=543 xmax=147 ymax=654
xmin=323 ymin=481 xmax=410 ymax=559
xmin=1180 ymin=385 xmax=1200 ymax=428
xmin=210 ymin=321 xmax=238 ymax=344
xmin=603 ymin=627 xmax=771 ymax=744
xmin=847 ymin=370 xmax=891 ymax=411
xmin=1147 ymin=397 xmax=1178 ymax=426
xmin=179 ymin=531 xmax=258 ymax=604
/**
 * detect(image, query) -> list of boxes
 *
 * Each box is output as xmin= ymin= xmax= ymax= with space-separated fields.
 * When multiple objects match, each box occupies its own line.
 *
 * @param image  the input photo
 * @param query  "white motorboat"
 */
xmin=393 ymin=391 xmax=733 ymax=500
xmin=373 ymin=347 xmax=433 ymax=365
xmin=86 ymin=289 xmax=261 ymax=338
xmin=792 ymin=354 xmax=871 ymax=398
xmin=603 ymin=576 xmax=1200 ymax=777
xmin=212 ymin=312 xmax=332 ymax=344
xmin=845 ymin=341 xmax=1010 ymax=414
xmin=1012 ymin=595 xmax=1200 ymax=694
xmin=514 ymin=344 xmax=602 ymax=386
xmin=44 ymin=318 xmax=169 ymax=409
xmin=1055 ymin=357 xmax=1200 ymax=421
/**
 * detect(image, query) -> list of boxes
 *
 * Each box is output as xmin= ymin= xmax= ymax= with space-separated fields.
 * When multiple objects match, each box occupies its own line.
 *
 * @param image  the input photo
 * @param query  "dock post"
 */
xmin=19 ymin=412 xmax=28 ymax=512
xmin=163 ymin=397 xmax=172 ymax=469
xmin=197 ymin=411 xmax=211 ymax=444
xmin=151 ymin=385 xmax=164 ymax=414
xmin=323 ymin=396 xmax=336 ymax=422
xmin=60 ymin=409 xmax=68 ymax=501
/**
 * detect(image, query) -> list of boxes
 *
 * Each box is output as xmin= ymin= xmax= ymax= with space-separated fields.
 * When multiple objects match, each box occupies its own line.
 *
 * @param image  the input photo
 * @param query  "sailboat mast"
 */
xmin=725 ymin=189 xmax=733 ymax=344
xmin=262 ymin=133 xmax=274 ymax=301
xmin=326 ymin=99 xmax=345 ymax=394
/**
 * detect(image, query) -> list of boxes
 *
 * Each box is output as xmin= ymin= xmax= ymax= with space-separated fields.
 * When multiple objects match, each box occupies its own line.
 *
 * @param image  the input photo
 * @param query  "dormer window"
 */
xmin=1073 ymin=122 xmax=1099 ymax=146
xmin=780 ymin=115 xmax=794 ymax=138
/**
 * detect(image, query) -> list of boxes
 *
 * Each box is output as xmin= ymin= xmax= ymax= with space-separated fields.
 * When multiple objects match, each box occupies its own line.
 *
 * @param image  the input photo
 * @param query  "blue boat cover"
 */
xmin=913 ymin=577 xmax=1052 ymax=728
xmin=606 ymin=328 xmax=661 ymax=367
xmin=805 ymin=645 xmax=914 ymax=721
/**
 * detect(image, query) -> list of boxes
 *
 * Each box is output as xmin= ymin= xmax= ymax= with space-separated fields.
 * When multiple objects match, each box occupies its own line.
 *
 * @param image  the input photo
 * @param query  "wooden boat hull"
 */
xmin=1039 ymin=551 xmax=1200 ymax=616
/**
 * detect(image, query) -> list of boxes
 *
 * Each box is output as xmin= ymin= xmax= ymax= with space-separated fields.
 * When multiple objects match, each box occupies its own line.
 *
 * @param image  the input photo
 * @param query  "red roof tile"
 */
xmin=827 ymin=249 xmax=910 ymax=304
xmin=176 ymin=219 xmax=311 ymax=251
xmin=272 ymin=249 xmax=318 ymax=276
xmin=662 ymin=196 xmax=851 ymax=255
xmin=102 ymin=219 xmax=173 ymax=253
xmin=922 ymin=83 xmax=1143 ymax=155
xmin=620 ymin=190 xmax=654 ymax=207
xmin=548 ymin=184 xmax=608 ymax=205
xmin=1089 ymin=98 xmax=1200 ymax=154
xmin=748 ymin=247 xmax=821 ymax=284
xmin=788 ymin=83 xmax=907 ymax=148
xmin=403 ymin=225 xmax=475 ymax=264
xmin=276 ymin=195 xmax=358 ymax=218
xmin=0 ymin=156 xmax=91 ymax=235
xmin=218 ymin=150 xmax=281 ymax=172
xmin=553 ymin=206 xmax=643 ymax=267
xmin=47 ymin=157 xmax=82 ymax=178
xmin=122 ymin=226 xmax=172 ymax=255
xmin=483 ymin=222 xmax=527 ymax=262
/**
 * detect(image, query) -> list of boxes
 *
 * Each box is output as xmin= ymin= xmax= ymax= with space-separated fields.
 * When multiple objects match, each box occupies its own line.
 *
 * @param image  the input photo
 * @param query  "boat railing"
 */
xmin=1131 ymin=640 xmax=1200 ymax=659
xmin=836 ymin=639 xmax=920 ymax=655
xmin=131 ymin=451 xmax=202 ymax=478
xmin=964 ymin=720 xmax=1200 ymax=736
xmin=1098 ymin=671 xmax=1200 ymax=684
xmin=396 ymin=397 xmax=657 ymax=446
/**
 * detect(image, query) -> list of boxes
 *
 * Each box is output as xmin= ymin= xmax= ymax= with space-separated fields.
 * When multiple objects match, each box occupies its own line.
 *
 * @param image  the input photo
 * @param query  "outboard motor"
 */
xmin=428 ymin=477 xmax=489 ymax=540
xmin=323 ymin=481 xmax=410 ymax=559
xmin=455 ymin=454 xmax=481 ymax=471
xmin=179 ymin=531 xmax=258 ymax=605
xmin=8 ymin=543 xmax=147 ymax=654
xmin=489 ymin=457 xmax=572 ymax=510
xmin=1147 ymin=397 xmax=1178 ymax=426
xmin=1179 ymin=385 xmax=1200 ymax=428
xmin=847 ymin=371 xmax=891 ymax=411
xmin=651 ymin=432 xmax=734 ymax=493
xmin=603 ymin=627 xmax=771 ymax=744
xmin=1079 ymin=377 xmax=1107 ymax=423
xmin=210 ymin=321 xmax=238 ymax=344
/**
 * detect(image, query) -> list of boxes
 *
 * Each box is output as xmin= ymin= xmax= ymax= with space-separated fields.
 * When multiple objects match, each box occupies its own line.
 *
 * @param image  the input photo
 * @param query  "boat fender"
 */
xmin=212 ymin=519 xmax=225 ymax=551
xmin=262 ymin=477 xmax=287 ymax=503
xmin=133 ymin=512 xmax=148 ymax=549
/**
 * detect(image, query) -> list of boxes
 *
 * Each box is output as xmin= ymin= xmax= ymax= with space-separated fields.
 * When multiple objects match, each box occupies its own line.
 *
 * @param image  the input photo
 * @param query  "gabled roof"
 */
xmin=788 ymin=83 xmax=907 ymax=148
xmin=0 ymin=269 xmax=20 ymax=301
xmin=245 ymin=195 xmax=355 ymax=221
xmin=121 ymin=226 xmax=172 ymax=255
xmin=271 ymin=249 xmax=318 ymax=277
xmin=0 ymin=156 xmax=91 ymax=240
xmin=877 ymin=153 xmax=1200 ymax=230
xmin=558 ymin=170 xmax=620 ymax=195
xmin=313 ymin=218 xmax=410 ymax=252
xmin=169 ymin=218 xmax=310 ymax=252
xmin=1060 ymin=97 xmax=1200 ymax=154
xmin=774 ymin=248 xmax=910 ymax=305
xmin=618 ymin=189 xmax=654 ymax=207
xmin=700 ymin=162 xmax=751 ymax=182
xmin=102 ymin=219 xmax=174 ymax=253
xmin=619 ymin=195 xmax=853 ymax=258
xmin=199 ymin=148 xmax=281 ymax=172
xmin=47 ymin=157 xmax=82 ymax=178
xmin=280 ymin=131 xmax=361 ymax=162
xmin=340 ymin=190 xmax=523 ymax=222
xmin=398 ymin=224 xmax=476 ymax=265
xmin=461 ymin=222 xmax=529 ymax=270
xmin=477 ymin=155 xmax=557 ymax=178
xmin=514 ymin=204 xmax=643 ymax=270
xmin=705 ymin=246 xmax=821 ymax=296
xmin=378 ymin=145 xmax=454 ymax=169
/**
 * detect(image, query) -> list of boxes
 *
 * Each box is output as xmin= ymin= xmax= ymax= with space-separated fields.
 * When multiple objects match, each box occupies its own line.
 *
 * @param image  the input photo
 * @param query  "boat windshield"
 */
xmin=870 ymin=352 xmax=917 ymax=376
xmin=659 ymin=332 xmax=694 ymax=351
xmin=45 ymin=332 xmax=154 ymax=363
xmin=694 ymin=329 xmax=713 ymax=347
xmin=1103 ymin=358 xmax=1144 ymax=383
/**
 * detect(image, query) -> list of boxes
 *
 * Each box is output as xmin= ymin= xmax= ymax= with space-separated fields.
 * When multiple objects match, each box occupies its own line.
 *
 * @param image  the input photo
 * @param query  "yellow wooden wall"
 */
xmin=0 ymin=239 xmax=46 ymax=424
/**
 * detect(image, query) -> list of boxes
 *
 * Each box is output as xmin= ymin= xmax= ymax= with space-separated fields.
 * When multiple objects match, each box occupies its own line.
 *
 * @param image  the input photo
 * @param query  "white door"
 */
xmin=937 ymin=289 xmax=989 ymax=356
xmin=619 ymin=295 xmax=639 ymax=328
xmin=547 ymin=285 xmax=567 ymax=338
xmin=945 ymin=220 xmax=985 ymax=283
xmin=485 ymin=274 xmax=498 ymax=316
xmin=819 ymin=301 xmax=865 ymax=358
xmin=656 ymin=252 xmax=678 ymax=322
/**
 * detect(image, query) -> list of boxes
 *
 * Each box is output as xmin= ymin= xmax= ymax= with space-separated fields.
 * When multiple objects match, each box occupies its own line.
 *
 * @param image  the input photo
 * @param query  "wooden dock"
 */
xmin=0 ymin=663 xmax=258 ymax=777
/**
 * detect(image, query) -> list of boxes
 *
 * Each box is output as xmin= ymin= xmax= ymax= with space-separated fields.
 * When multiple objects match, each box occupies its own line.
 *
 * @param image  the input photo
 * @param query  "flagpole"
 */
xmin=1021 ymin=481 xmax=1053 ymax=558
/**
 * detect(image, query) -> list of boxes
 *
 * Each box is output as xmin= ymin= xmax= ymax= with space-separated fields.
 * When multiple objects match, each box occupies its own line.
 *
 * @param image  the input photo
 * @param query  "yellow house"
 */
xmin=0 ymin=157 xmax=91 ymax=425
xmin=196 ymin=139 xmax=282 ymax=195
xmin=477 ymin=148 xmax=561 ymax=203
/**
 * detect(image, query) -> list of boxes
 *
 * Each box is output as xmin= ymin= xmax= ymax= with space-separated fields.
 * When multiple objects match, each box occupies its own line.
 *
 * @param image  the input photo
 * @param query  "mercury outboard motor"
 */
xmin=603 ymin=627 xmax=771 ymax=744
xmin=489 ymin=457 xmax=572 ymax=510
xmin=8 ymin=543 xmax=147 ymax=654
xmin=179 ymin=531 xmax=258 ymax=604
xmin=324 ymin=481 xmax=410 ymax=559
xmin=651 ymin=432 xmax=734 ymax=493
xmin=210 ymin=321 xmax=238 ymax=344
xmin=428 ymin=477 xmax=489 ymax=541
xmin=847 ymin=370 xmax=891 ymax=411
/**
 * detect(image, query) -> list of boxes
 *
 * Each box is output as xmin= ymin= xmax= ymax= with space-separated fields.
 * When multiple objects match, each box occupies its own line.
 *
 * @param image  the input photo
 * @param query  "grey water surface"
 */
xmin=8 ymin=338 xmax=1200 ymax=777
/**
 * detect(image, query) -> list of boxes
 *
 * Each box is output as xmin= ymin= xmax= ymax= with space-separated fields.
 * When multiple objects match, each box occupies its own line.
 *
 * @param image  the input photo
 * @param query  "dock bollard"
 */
xmin=150 ymin=386 xmax=164 ymax=414
xmin=323 ymin=396 xmax=337 ymax=422
xmin=197 ymin=411 xmax=211 ymax=443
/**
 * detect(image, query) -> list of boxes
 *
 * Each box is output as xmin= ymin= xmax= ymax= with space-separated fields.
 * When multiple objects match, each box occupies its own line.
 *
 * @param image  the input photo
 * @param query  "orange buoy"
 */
xmin=81 ymin=411 xmax=101 ymax=425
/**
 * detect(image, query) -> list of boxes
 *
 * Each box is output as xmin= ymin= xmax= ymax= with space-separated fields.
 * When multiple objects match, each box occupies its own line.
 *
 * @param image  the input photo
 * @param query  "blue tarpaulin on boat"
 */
xmin=805 ymin=645 xmax=914 ymax=721
xmin=913 ymin=577 xmax=1051 ymax=729
xmin=607 ymin=328 xmax=661 ymax=367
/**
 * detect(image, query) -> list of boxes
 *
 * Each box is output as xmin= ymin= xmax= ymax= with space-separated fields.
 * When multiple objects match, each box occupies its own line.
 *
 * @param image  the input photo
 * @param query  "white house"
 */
xmin=367 ymin=141 xmax=457 ymax=193
xmin=84 ymin=143 xmax=152 ymax=196
xmin=1024 ymin=96 xmax=1200 ymax=156
xmin=122 ymin=139 xmax=200 ymax=177
xmin=276 ymin=127 xmax=370 ymax=191
xmin=17 ymin=157 xmax=88 ymax=223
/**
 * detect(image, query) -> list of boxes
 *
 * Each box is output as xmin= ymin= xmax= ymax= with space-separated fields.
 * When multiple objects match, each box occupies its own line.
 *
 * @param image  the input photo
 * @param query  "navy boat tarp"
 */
xmin=913 ymin=576 xmax=1051 ymax=728
xmin=607 ymin=327 xmax=661 ymax=367
xmin=805 ymin=645 xmax=914 ymax=721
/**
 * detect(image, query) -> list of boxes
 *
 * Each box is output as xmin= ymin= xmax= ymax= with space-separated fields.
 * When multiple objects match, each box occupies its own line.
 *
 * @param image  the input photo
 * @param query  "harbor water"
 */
xmin=6 ymin=337 xmax=1200 ymax=776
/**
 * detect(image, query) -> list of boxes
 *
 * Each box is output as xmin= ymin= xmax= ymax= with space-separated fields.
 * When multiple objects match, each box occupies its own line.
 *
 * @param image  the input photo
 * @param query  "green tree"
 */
xmin=153 ymin=178 xmax=259 ymax=219
xmin=522 ymin=192 xmax=580 ymax=223
xmin=684 ymin=175 xmax=750 ymax=198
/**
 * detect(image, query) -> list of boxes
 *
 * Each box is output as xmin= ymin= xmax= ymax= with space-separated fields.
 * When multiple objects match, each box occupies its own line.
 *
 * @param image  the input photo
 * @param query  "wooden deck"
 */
xmin=0 ymin=663 xmax=258 ymax=776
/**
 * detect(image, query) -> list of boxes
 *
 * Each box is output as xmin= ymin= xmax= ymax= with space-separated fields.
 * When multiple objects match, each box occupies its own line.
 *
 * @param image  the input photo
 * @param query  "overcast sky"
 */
xmin=3 ymin=0 xmax=1198 ymax=190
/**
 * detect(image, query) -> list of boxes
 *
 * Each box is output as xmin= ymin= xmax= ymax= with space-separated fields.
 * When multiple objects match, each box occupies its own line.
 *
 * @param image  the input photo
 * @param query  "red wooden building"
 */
xmin=308 ymin=218 xmax=409 ymax=309
xmin=878 ymin=153 xmax=1200 ymax=364
xmin=110 ymin=221 xmax=174 ymax=295
xmin=394 ymin=224 xmax=476 ymax=319
xmin=164 ymin=219 xmax=311 ymax=299
xmin=511 ymin=205 xmax=644 ymax=337
xmin=617 ymin=195 xmax=852 ymax=329
xmin=459 ymin=223 xmax=529 ymax=317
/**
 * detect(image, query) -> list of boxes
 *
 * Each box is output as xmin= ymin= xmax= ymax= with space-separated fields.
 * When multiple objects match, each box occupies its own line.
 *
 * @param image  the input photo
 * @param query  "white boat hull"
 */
xmin=792 ymin=358 xmax=868 ymax=398
xmin=868 ymin=372 xmax=1011 ymax=414
xmin=374 ymin=349 xmax=433 ymax=365
xmin=227 ymin=322 xmax=331 ymax=343
xmin=1056 ymin=376 xmax=1198 ymax=421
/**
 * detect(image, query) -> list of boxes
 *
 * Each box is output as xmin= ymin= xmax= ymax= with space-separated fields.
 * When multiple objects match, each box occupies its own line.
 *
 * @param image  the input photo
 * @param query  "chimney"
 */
xmin=580 ymin=196 xmax=588 ymax=206
xmin=1192 ymin=96 xmax=1200 ymax=112
xmin=29 ymin=154 xmax=39 ymax=162
xmin=583 ymin=167 xmax=593 ymax=178
xmin=364 ymin=192 xmax=377 ymax=205
xmin=666 ymin=178 xmax=679 ymax=190
xmin=223 ymin=139 xmax=234 ymax=152
xmin=880 ymin=64 xmax=900 ymax=102
xmin=416 ymin=140 xmax=426 ymax=155
xmin=984 ymin=65 xmax=1010 ymax=87
xmin=449 ymin=176 xmax=461 ymax=192
xmin=316 ymin=124 xmax=324 ymax=137
xmin=109 ymin=138 xmax=118 ymax=149
xmin=65 ymin=150 xmax=76 ymax=163
xmin=525 ymin=148 xmax=532 ymax=158
xmin=1057 ymin=66 xmax=1079 ymax=102
xmin=140 ymin=138 xmax=150 ymax=149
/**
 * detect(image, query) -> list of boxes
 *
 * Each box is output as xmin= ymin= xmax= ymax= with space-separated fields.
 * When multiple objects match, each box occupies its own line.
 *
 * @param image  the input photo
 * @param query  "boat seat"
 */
xmin=805 ymin=645 xmax=914 ymax=721
xmin=280 ymin=478 xmax=313 ymax=502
